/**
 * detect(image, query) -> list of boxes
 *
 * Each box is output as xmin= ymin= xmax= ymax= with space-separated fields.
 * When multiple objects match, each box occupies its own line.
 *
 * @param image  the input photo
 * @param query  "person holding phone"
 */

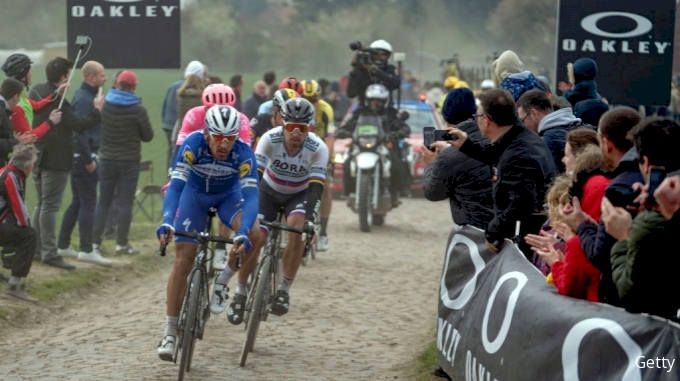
xmin=604 ymin=118 xmax=680 ymax=321
xmin=420 ymin=88 xmax=494 ymax=229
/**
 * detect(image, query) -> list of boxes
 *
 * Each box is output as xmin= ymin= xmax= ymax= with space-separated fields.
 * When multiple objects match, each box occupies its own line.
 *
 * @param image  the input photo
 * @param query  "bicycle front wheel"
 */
xmin=239 ymin=255 xmax=271 ymax=367
xmin=178 ymin=270 xmax=202 ymax=380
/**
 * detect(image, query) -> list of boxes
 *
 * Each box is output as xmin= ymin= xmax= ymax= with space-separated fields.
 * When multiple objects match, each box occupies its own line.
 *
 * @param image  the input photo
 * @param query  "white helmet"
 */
xmin=370 ymin=39 xmax=393 ymax=54
xmin=205 ymin=105 xmax=240 ymax=136
xmin=480 ymin=79 xmax=495 ymax=90
xmin=365 ymin=84 xmax=390 ymax=101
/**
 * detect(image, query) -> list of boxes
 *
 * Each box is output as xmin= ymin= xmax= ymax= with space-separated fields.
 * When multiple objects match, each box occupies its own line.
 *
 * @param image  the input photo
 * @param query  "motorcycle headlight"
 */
xmin=334 ymin=153 xmax=344 ymax=164
xmin=358 ymin=136 xmax=377 ymax=149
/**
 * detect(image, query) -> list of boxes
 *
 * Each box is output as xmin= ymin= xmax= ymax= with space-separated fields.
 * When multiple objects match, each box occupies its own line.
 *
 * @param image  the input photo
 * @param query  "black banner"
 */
xmin=555 ymin=0 xmax=675 ymax=106
xmin=438 ymin=226 xmax=680 ymax=381
xmin=66 ymin=0 xmax=181 ymax=69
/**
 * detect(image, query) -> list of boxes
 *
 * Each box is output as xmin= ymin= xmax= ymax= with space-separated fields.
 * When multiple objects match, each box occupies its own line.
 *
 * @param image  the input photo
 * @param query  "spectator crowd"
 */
xmin=421 ymin=49 xmax=680 ymax=381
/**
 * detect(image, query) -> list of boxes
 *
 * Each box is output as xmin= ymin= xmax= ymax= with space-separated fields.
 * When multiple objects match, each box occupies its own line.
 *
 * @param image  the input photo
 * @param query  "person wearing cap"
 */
xmin=420 ymin=88 xmax=494 ymax=228
xmin=91 ymin=70 xmax=154 ymax=257
xmin=29 ymin=57 xmax=104 ymax=270
xmin=161 ymin=60 xmax=205 ymax=167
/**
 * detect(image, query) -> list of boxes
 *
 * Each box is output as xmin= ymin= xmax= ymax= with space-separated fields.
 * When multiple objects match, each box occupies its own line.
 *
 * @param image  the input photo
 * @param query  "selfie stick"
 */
xmin=58 ymin=35 xmax=90 ymax=110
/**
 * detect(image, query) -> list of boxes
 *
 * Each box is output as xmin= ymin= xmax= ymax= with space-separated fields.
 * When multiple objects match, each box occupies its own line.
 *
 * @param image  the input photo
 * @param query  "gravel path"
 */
xmin=0 ymin=199 xmax=451 ymax=381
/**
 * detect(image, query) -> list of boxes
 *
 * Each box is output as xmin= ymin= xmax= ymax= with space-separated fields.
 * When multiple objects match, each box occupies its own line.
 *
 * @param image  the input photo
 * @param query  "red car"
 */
xmin=330 ymin=98 xmax=445 ymax=197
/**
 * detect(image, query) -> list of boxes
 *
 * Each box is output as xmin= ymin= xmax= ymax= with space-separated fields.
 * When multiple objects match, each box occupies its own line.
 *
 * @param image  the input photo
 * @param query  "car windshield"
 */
xmin=399 ymin=108 xmax=438 ymax=134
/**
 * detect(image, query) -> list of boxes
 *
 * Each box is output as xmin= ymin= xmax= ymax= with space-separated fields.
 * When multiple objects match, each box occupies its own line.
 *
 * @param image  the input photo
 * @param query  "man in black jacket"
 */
xmin=421 ymin=88 xmax=494 ymax=228
xmin=30 ymin=57 xmax=103 ymax=270
xmin=347 ymin=39 xmax=401 ymax=109
xmin=448 ymin=89 xmax=558 ymax=259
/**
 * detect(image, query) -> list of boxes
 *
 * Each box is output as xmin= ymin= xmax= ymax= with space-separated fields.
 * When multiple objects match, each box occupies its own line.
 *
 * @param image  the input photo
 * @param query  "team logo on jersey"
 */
xmin=239 ymin=159 xmax=252 ymax=178
xmin=183 ymin=148 xmax=194 ymax=165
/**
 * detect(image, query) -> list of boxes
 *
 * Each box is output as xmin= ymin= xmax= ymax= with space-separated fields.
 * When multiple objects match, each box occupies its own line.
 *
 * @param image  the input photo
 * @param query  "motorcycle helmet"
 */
xmin=365 ymin=84 xmax=390 ymax=101
xmin=2 ymin=54 xmax=32 ymax=81
xmin=202 ymin=84 xmax=236 ymax=107
xmin=280 ymin=98 xmax=314 ymax=123
xmin=205 ymin=105 xmax=241 ymax=136
xmin=370 ymin=39 xmax=392 ymax=66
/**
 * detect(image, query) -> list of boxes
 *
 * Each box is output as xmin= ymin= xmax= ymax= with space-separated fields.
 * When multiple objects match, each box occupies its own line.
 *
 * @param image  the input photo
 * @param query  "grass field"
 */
xmin=23 ymin=68 xmax=331 ymax=245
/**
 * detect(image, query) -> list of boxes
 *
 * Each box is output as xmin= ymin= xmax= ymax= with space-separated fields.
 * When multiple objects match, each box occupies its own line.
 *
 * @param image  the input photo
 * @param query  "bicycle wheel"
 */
xmin=178 ymin=270 xmax=202 ymax=380
xmin=239 ymin=255 xmax=271 ymax=367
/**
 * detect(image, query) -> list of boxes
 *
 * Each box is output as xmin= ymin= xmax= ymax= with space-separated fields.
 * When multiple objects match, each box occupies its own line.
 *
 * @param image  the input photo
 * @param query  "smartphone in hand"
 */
xmin=646 ymin=166 xmax=666 ymax=206
xmin=423 ymin=126 xmax=435 ymax=152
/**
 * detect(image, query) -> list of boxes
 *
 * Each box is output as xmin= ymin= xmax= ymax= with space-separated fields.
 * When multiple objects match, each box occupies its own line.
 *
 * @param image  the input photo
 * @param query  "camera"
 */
xmin=349 ymin=41 xmax=376 ymax=66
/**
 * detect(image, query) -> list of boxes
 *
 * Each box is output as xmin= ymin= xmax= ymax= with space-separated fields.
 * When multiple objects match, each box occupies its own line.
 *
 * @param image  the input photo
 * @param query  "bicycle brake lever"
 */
xmin=158 ymin=243 xmax=167 ymax=257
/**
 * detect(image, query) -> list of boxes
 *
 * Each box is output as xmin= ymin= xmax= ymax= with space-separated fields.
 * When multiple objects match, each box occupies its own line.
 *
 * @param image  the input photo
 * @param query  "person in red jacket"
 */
xmin=538 ymin=145 xmax=609 ymax=301
xmin=2 ymin=53 xmax=67 ymax=143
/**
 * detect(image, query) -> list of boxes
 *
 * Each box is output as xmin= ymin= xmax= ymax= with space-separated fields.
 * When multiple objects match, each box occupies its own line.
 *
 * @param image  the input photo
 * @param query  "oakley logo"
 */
xmin=581 ymin=12 xmax=653 ymax=38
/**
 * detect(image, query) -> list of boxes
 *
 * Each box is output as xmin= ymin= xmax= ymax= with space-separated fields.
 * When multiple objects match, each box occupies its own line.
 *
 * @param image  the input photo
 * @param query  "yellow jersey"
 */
xmin=311 ymin=99 xmax=335 ymax=139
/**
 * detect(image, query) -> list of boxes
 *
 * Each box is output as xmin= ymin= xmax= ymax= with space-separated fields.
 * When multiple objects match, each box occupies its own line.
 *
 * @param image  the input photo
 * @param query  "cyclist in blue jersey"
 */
xmin=155 ymin=105 xmax=263 ymax=361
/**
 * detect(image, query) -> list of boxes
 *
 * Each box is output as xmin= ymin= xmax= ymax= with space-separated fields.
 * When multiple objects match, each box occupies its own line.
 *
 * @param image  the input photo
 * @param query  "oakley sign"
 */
xmin=581 ymin=12 xmax=653 ymax=38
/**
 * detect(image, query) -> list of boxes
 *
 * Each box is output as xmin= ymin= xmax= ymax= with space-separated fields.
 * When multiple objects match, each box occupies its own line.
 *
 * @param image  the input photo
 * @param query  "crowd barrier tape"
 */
xmin=438 ymin=225 xmax=680 ymax=381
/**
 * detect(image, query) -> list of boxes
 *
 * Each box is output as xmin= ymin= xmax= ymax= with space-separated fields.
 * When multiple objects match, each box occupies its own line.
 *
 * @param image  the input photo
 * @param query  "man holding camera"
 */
xmin=347 ymin=39 xmax=401 ymax=109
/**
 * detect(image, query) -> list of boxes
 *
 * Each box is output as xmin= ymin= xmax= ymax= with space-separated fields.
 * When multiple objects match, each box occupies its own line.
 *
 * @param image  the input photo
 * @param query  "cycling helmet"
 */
xmin=278 ymin=77 xmax=304 ymax=94
xmin=280 ymin=98 xmax=314 ymax=123
xmin=2 ymin=54 xmax=32 ymax=80
xmin=480 ymin=79 xmax=496 ymax=90
xmin=365 ymin=84 xmax=389 ymax=101
xmin=300 ymin=80 xmax=321 ymax=99
xmin=205 ymin=105 xmax=240 ymax=136
xmin=202 ymin=84 xmax=236 ymax=107
xmin=444 ymin=76 xmax=459 ymax=89
xmin=272 ymin=88 xmax=299 ymax=110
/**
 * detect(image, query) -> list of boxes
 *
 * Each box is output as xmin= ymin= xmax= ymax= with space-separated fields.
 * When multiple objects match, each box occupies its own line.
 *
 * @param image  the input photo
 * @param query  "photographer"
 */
xmin=347 ymin=40 xmax=401 ymax=108
xmin=336 ymin=84 xmax=410 ymax=207
xmin=420 ymin=88 xmax=494 ymax=228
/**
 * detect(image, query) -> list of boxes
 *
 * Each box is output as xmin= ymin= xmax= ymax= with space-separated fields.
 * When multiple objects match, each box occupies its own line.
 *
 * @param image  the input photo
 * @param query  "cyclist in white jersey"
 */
xmin=215 ymin=97 xmax=328 ymax=323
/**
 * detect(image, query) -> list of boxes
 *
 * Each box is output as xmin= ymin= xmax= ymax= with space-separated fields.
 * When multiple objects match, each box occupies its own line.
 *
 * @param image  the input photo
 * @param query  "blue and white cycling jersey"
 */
xmin=162 ymin=130 xmax=259 ymax=239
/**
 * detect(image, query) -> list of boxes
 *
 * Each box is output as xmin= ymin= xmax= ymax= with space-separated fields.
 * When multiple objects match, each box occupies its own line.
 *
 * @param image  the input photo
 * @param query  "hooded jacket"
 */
xmin=31 ymin=81 xmax=101 ymax=172
xmin=499 ymin=71 xmax=545 ymax=101
xmin=423 ymin=119 xmax=494 ymax=228
xmin=576 ymin=147 xmax=644 ymax=306
xmin=564 ymin=58 xmax=600 ymax=106
xmin=98 ymin=89 xmax=153 ymax=162
xmin=459 ymin=122 xmax=558 ymax=257
xmin=537 ymin=107 xmax=585 ymax=173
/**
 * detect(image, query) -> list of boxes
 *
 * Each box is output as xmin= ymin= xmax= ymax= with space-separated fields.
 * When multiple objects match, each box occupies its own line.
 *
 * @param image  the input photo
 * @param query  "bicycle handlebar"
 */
xmin=158 ymin=230 xmax=235 ymax=257
xmin=259 ymin=219 xmax=305 ymax=235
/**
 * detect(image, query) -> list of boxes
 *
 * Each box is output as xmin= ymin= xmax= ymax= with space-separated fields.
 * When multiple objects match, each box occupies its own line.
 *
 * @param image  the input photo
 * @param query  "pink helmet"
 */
xmin=202 ymin=84 xmax=236 ymax=107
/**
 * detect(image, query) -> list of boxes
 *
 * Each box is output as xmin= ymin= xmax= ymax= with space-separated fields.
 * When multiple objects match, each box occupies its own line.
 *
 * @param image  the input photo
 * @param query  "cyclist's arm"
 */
xmin=29 ymin=93 xmax=55 ymax=111
xmin=162 ymin=142 xmax=194 ymax=226
xmin=237 ymin=153 xmax=259 ymax=237
xmin=305 ymin=143 xmax=329 ymax=221
xmin=254 ymin=131 xmax=272 ymax=182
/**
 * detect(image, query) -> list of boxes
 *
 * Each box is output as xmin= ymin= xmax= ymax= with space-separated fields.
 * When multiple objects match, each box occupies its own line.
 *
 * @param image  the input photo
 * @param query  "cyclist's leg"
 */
xmin=270 ymin=193 xmax=306 ymax=316
xmin=159 ymin=189 xmax=208 ymax=358
xmin=212 ymin=221 xmax=232 ymax=271
xmin=318 ymin=175 xmax=332 ymax=250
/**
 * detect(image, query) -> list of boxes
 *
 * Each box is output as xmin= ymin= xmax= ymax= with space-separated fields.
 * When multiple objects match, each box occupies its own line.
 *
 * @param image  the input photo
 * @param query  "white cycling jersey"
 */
xmin=255 ymin=127 xmax=329 ymax=194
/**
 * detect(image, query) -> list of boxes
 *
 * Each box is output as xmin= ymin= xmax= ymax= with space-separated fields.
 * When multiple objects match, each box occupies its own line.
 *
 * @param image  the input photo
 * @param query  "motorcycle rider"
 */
xmin=336 ymin=84 xmax=410 ymax=208
xmin=346 ymin=40 xmax=401 ymax=111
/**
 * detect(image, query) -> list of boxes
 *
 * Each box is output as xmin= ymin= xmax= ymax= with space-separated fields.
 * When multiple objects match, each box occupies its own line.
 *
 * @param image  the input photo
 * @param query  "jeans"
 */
xmin=92 ymin=159 xmax=140 ymax=247
xmin=58 ymin=168 xmax=98 ymax=253
xmin=32 ymin=168 xmax=69 ymax=261
xmin=104 ymin=189 xmax=118 ymax=237
xmin=0 ymin=219 xmax=37 ymax=278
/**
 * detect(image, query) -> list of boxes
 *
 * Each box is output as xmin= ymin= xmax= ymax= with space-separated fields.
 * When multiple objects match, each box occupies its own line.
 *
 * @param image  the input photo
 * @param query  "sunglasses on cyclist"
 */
xmin=284 ymin=122 xmax=309 ymax=134
xmin=210 ymin=133 xmax=237 ymax=143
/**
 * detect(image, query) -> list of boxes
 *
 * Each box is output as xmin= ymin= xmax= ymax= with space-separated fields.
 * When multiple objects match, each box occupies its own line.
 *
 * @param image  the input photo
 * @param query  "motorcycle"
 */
xmin=344 ymin=113 xmax=394 ymax=232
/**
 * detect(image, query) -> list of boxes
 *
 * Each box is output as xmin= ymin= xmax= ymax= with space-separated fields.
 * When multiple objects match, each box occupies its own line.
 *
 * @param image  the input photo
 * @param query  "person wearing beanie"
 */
xmin=573 ymin=98 xmax=609 ymax=127
xmin=161 ymin=60 xmax=205 ymax=168
xmin=558 ymin=58 xmax=601 ymax=106
xmin=421 ymin=88 xmax=494 ymax=228
xmin=492 ymin=50 xmax=545 ymax=101
xmin=92 ymin=69 xmax=154 ymax=257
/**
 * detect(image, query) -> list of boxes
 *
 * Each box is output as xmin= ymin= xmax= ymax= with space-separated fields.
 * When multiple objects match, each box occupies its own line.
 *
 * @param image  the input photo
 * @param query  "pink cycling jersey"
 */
xmin=176 ymin=106 xmax=251 ymax=146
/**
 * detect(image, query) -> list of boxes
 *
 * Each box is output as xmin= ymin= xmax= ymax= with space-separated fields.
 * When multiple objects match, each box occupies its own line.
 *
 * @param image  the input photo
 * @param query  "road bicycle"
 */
xmin=238 ymin=209 xmax=313 ymax=367
xmin=159 ymin=207 xmax=238 ymax=381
